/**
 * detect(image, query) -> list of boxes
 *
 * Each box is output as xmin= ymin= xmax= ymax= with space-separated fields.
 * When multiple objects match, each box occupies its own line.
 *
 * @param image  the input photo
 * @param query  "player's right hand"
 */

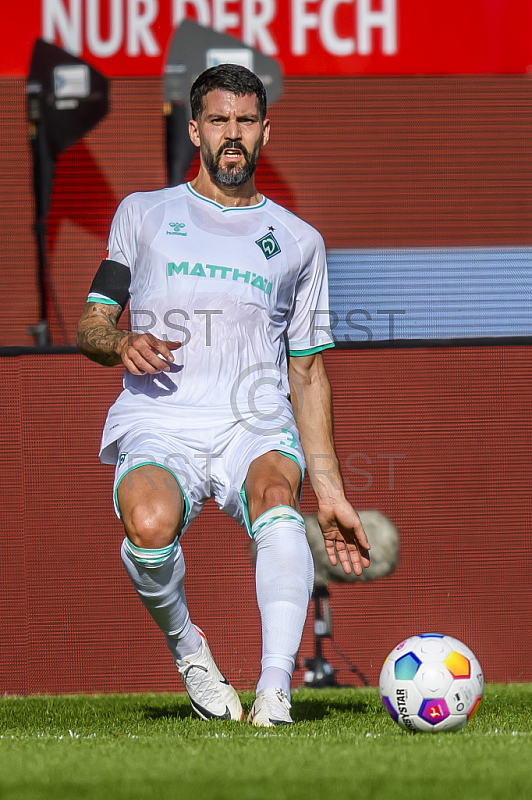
xmin=117 ymin=332 xmax=181 ymax=375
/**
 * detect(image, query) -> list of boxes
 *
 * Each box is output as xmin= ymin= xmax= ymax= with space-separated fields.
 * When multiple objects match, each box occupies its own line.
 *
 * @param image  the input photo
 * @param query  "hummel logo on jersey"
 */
xmin=255 ymin=232 xmax=281 ymax=260
xmin=166 ymin=222 xmax=187 ymax=235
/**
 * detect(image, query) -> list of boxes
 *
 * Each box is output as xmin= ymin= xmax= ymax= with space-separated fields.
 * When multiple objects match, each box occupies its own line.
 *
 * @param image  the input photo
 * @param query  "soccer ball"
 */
xmin=379 ymin=634 xmax=484 ymax=732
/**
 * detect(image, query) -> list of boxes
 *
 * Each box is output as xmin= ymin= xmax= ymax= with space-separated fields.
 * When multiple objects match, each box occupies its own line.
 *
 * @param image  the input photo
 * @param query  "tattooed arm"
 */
xmin=76 ymin=302 xmax=128 ymax=367
xmin=76 ymin=302 xmax=180 ymax=374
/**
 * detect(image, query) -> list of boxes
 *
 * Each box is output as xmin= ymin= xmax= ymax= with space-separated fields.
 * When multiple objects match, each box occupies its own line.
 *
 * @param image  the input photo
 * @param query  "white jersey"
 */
xmin=92 ymin=183 xmax=334 ymax=464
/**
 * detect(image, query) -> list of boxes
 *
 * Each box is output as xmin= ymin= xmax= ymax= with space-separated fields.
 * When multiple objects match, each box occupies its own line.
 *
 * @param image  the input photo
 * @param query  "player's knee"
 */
xmin=253 ymin=481 xmax=297 ymax=520
xmin=125 ymin=501 xmax=180 ymax=549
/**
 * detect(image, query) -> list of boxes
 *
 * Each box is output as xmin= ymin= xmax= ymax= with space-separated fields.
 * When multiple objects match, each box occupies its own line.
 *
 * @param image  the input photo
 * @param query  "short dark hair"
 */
xmin=190 ymin=64 xmax=267 ymax=121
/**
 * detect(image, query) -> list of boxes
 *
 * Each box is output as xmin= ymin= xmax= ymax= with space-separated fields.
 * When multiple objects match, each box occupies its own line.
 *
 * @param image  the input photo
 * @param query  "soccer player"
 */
xmin=77 ymin=64 xmax=370 ymax=726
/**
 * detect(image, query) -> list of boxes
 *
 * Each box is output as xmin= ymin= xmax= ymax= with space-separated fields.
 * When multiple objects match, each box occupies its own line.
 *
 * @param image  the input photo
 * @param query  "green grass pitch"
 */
xmin=1 ymin=686 xmax=531 ymax=800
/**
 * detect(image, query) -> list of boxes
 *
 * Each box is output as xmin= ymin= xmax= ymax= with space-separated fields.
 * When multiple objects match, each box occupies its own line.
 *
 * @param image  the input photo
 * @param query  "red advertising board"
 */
xmin=2 ymin=0 xmax=532 ymax=78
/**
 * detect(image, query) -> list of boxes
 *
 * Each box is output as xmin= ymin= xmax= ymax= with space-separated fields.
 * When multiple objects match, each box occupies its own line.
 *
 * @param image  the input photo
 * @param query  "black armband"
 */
xmin=88 ymin=259 xmax=131 ymax=309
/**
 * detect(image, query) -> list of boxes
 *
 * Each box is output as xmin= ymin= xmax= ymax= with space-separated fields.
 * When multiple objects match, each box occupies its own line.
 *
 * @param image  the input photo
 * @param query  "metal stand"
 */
xmin=27 ymin=109 xmax=55 ymax=347
xmin=25 ymin=39 xmax=109 ymax=347
xmin=303 ymin=586 xmax=340 ymax=688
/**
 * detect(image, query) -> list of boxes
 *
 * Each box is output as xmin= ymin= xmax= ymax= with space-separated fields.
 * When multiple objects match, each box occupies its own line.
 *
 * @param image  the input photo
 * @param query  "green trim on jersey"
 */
xmin=239 ymin=451 xmax=305 ymax=538
xmin=186 ymin=182 xmax=267 ymax=212
xmin=288 ymin=342 xmax=336 ymax=357
xmin=115 ymin=461 xmax=191 ymax=528
xmin=87 ymin=294 xmax=118 ymax=305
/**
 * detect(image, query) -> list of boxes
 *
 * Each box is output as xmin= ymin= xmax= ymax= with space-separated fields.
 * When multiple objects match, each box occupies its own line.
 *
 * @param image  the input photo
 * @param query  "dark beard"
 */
xmin=202 ymin=139 xmax=261 ymax=188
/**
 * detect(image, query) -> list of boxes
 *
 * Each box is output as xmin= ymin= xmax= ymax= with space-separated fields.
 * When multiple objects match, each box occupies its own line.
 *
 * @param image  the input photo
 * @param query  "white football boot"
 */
xmin=247 ymin=688 xmax=293 ymax=727
xmin=177 ymin=628 xmax=243 ymax=721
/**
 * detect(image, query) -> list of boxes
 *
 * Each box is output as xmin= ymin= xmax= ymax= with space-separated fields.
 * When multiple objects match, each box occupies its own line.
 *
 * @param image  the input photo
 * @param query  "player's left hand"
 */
xmin=317 ymin=501 xmax=371 ymax=575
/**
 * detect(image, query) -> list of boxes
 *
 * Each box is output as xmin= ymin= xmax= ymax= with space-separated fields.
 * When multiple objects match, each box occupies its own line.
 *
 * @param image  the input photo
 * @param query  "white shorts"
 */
xmin=112 ymin=413 xmax=305 ymax=536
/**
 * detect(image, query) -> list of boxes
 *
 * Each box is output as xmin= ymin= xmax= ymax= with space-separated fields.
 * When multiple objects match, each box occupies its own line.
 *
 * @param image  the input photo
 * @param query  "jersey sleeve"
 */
xmin=286 ymin=231 xmax=335 ymax=356
xmin=87 ymin=196 xmax=137 ymax=305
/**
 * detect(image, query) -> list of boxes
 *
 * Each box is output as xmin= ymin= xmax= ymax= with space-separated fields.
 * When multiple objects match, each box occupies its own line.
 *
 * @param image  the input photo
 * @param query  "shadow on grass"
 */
xmin=292 ymin=693 xmax=377 ymax=722
xmin=135 ymin=689 xmax=378 ymax=725
xmin=140 ymin=701 xmax=196 ymax=722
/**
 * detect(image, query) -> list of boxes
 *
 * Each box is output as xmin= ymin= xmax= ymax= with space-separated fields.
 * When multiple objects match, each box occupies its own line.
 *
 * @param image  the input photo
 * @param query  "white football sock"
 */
xmin=256 ymin=666 xmax=291 ymax=697
xmin=120 ymin=537 xmax=202 ymax=662
xmin=252 ymin=506 xmax=314 ymax=698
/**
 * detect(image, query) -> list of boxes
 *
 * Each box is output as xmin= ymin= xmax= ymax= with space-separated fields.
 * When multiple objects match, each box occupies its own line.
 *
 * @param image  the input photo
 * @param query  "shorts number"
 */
xmin=280 ymin=428 xmax=297 ymax=449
